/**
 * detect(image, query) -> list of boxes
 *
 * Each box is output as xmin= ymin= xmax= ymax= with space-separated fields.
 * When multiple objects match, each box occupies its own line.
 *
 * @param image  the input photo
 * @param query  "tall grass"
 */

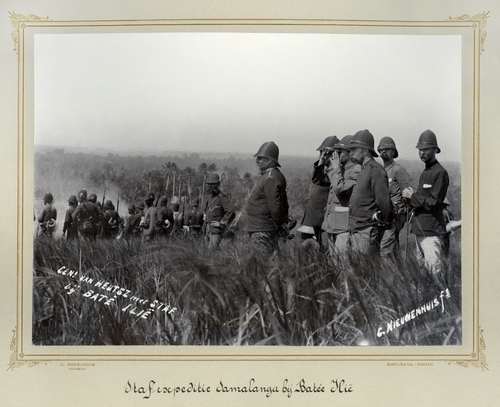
xmin=33 ymin=232 xmax=461 ymax=346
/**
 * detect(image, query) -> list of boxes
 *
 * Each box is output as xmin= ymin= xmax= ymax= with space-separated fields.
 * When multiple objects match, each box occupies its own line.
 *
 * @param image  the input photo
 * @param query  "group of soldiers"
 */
xmin=36 ymin=180 xmax=232 ymax=248
xmin=36 ymin=129 xmax=460 ymax=276
xmin=298 ymin=129 xmax=460 ymax=276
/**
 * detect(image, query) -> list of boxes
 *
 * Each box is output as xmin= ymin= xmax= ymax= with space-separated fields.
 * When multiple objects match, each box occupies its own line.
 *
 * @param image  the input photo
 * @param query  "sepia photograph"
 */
xmin=32 ymin=31 xmax=462 ymax=346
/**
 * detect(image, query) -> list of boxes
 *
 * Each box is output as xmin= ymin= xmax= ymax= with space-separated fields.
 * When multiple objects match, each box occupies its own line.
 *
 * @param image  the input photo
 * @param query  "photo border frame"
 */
xmin=8 ymin=13 xmax=488 ymax=369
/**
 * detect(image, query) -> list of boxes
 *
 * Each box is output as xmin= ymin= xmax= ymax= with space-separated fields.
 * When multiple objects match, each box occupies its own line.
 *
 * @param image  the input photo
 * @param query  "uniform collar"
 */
xmin=261 ymin=166 xmax=276 ymax=175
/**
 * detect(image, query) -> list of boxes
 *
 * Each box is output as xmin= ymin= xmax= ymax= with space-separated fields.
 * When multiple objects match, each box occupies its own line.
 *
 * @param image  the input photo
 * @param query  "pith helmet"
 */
xmin=43 ymin=192 xmax=54 ymax=204
xmin=78 ymin=189 xmax=88 ymax=202
xmin=317 ymin=135 xmax=339 ymax=151
xmin=254 ymin=141 xmax=280 ymax=167
xmin=103 ymin=199 xmax=114 ymax=210
xmin=377 ymin=136 xmax=399 ymax=158
xmin=416 ymin=129 xmax=441 ymax=153
xmin=349 ymin=129 xmax=378 ymax=157
xmin=206 ymin=173 xmax=220 ymax=184
xmin=88 ymin=193 xmax=97 ymax=203
xmin=334 ymin=135 xmax=353 ymax=151
xmin=68 ymin=195 xmax=77 ymax=206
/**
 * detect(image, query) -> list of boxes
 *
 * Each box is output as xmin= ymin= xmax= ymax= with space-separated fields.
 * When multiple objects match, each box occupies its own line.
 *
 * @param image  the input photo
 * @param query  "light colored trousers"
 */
xmin=326 ymin=232 xmax=350 ymax=256
xmin=415 ymin=235 xmax=445 ymax=274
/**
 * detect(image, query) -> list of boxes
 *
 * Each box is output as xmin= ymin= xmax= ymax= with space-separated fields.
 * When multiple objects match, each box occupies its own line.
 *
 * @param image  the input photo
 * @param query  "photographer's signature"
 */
xmin=377 ymin=289 xmax=451 ymax=338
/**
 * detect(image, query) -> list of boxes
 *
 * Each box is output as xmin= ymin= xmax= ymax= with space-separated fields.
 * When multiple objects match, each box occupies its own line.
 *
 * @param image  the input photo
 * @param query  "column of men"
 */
xmin=299 ymin=128 xmax=452 ymax=275
xmin=36 ymin=175 xmax=237 ymax=248
xmin=36 ymin=129 xmax=454 ymax=275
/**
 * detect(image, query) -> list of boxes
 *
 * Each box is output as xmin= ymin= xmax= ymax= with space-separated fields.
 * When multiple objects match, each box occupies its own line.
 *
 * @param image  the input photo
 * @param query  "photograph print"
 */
xmin=33 ymin=31 xmax=463 ymax=346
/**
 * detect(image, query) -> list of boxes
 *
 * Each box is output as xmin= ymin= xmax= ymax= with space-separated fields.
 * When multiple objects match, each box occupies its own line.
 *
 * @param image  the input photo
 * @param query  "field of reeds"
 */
xmin=33 ymin=229 xmax=462 ymax=346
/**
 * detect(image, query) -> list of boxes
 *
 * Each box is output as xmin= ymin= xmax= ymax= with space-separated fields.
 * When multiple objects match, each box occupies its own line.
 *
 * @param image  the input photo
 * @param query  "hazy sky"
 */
xmin=35 ymin=32 xmax=461 ymax=161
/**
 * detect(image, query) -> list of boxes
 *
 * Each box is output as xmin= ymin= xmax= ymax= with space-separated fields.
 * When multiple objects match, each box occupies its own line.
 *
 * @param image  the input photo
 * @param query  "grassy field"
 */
xmin=33 ymin=230 xmax=461 ymax=346
xmin=33 ymin=148 xmax=462 ymax=346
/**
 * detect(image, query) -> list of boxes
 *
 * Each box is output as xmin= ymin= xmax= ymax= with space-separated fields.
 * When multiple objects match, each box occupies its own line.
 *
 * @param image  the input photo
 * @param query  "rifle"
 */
xmin=101 ymin=185 xmax=106 ymax=208
xmin=200 ymin=175 xmax=207 ymax=236
xmin=116 ymin=194 xmax=120 ymax=213
xmin=404 ymin=208 xmax=415 ymax=263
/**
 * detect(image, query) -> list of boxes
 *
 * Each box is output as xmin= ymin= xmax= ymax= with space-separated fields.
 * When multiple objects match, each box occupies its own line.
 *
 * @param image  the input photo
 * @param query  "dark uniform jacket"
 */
xmin=143 ymin=206 xmax=159 ymax=239
xmin=349 ymin=157 xmax=393 ymax=232
xmin=102 ymin=209 xmax=121 ymax=238
xmin=156 ymin=206 xmax=175 ymax=236
xmin=38 ymin=204 xmax=57 ymax=235
xmin=63 ymin=206 xmax=78 ymax=239
xmin=322 ymin=160 xmax=361 ymax=234
xmin=301 ymin=160 xmax=330 ymax=228
xmin=409 ymin=160 xmax=449 ymax=237
xmin=72 ymin=201 xmax=100 ymax=237
xmin=204 ymin=191 xmax=234 ymax=234
xmin=385 ymin=162 xmax=412 ymax=216
xmin=123 ymin=213 xmax=142 ymax=238
xmin=245 ymin=167 xmax=289 ymax=233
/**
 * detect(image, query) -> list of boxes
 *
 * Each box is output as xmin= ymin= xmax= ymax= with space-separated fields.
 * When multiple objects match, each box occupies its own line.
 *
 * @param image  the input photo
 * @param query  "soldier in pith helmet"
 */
xmin=402 ymin=130 xmax=449 ymax=278
xmin=322 ymin=135 xmax=362 ymax=255
xmin=203 ymin=173 xmax=234 ymax=249
xmin=123 ymin=203 xmax=142 ymax=239
xmin=297 ymin=135 xmax=339 ymax=247
xmin=101 ymin=199 xmax=121 ymax=239
xmin=157 ymin=195 xmax=174 ymax=237
xmin=72 ymin=189 xmax=100 ymax=240
xmin=244 ymin=141 xmax=289 ymax=256
xmin=142 ymin=192 xmax=158 ymax=241
xmin=87 ymin=193 xmax=104 ymax=234
xmin=37 ymin=192 xmax=57 ymax=238
xmin=377 ymin=136 xmax=412 ymax=262
xmin=185 ymin=199 xmax=204 ymax=237
xmin=347 ymin=130 xmax=393 ymax=258
xmin=88 ymin=193 xmax=98 ymax=204
xmin=63 ymin=195 xmax=78 ymax=240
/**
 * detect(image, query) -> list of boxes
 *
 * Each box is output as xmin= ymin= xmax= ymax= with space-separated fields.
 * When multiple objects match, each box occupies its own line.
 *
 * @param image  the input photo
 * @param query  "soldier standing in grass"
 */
xmin=156 ymin=195 xmax=174 ymax=238
xmin=297 ymin=135 xmax=339 ymax=247
xmin=402 ymin=130 xmax=449 ymax=277
xmin=203 ymin=173 xmax=234 ymax=250
xmin=322 ymin=135 xmax=362 ymax=255
xmin=123 ymin=203 xmax=142 ymax=239
xmin=348 ymin=130 xmax=393 ymax=256
xmin=377 ymin=137 xmax=412 ymax=261
xmin=62 ymin=195 xmax=78 ymax=240
xmin=185 ymin=199 xmax=204 ymax=237
xmin=244 ymin=141 xmax=289 ymax=256
xmin=72 ymin=189 xmax=100 ymax=240
xmin=141 ymin=192 xmax=158 ymax=241
xmin=87 ymin=192 xmax=103 ymax=235
xmin=101 ymin=199 xmax=121 ymax=239
xmin=37 ymin=192 xmax=57 ymax=238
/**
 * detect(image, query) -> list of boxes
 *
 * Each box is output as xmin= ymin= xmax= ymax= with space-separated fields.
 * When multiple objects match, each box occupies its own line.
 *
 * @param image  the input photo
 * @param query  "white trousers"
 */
xmin=415 ymin=235 xmax=445 ymax=274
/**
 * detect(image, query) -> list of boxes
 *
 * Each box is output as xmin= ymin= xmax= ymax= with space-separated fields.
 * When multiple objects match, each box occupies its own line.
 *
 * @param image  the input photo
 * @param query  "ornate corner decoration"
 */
xmin=448 ymin=329 xmax=488 ymax=371
xmin=449 ymin=11 xmax=490 ymax=53
xmin=8 ymin=11 xmax=50 ymax=54
xmin=7 ymin=327 xmax=47 ymax=371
